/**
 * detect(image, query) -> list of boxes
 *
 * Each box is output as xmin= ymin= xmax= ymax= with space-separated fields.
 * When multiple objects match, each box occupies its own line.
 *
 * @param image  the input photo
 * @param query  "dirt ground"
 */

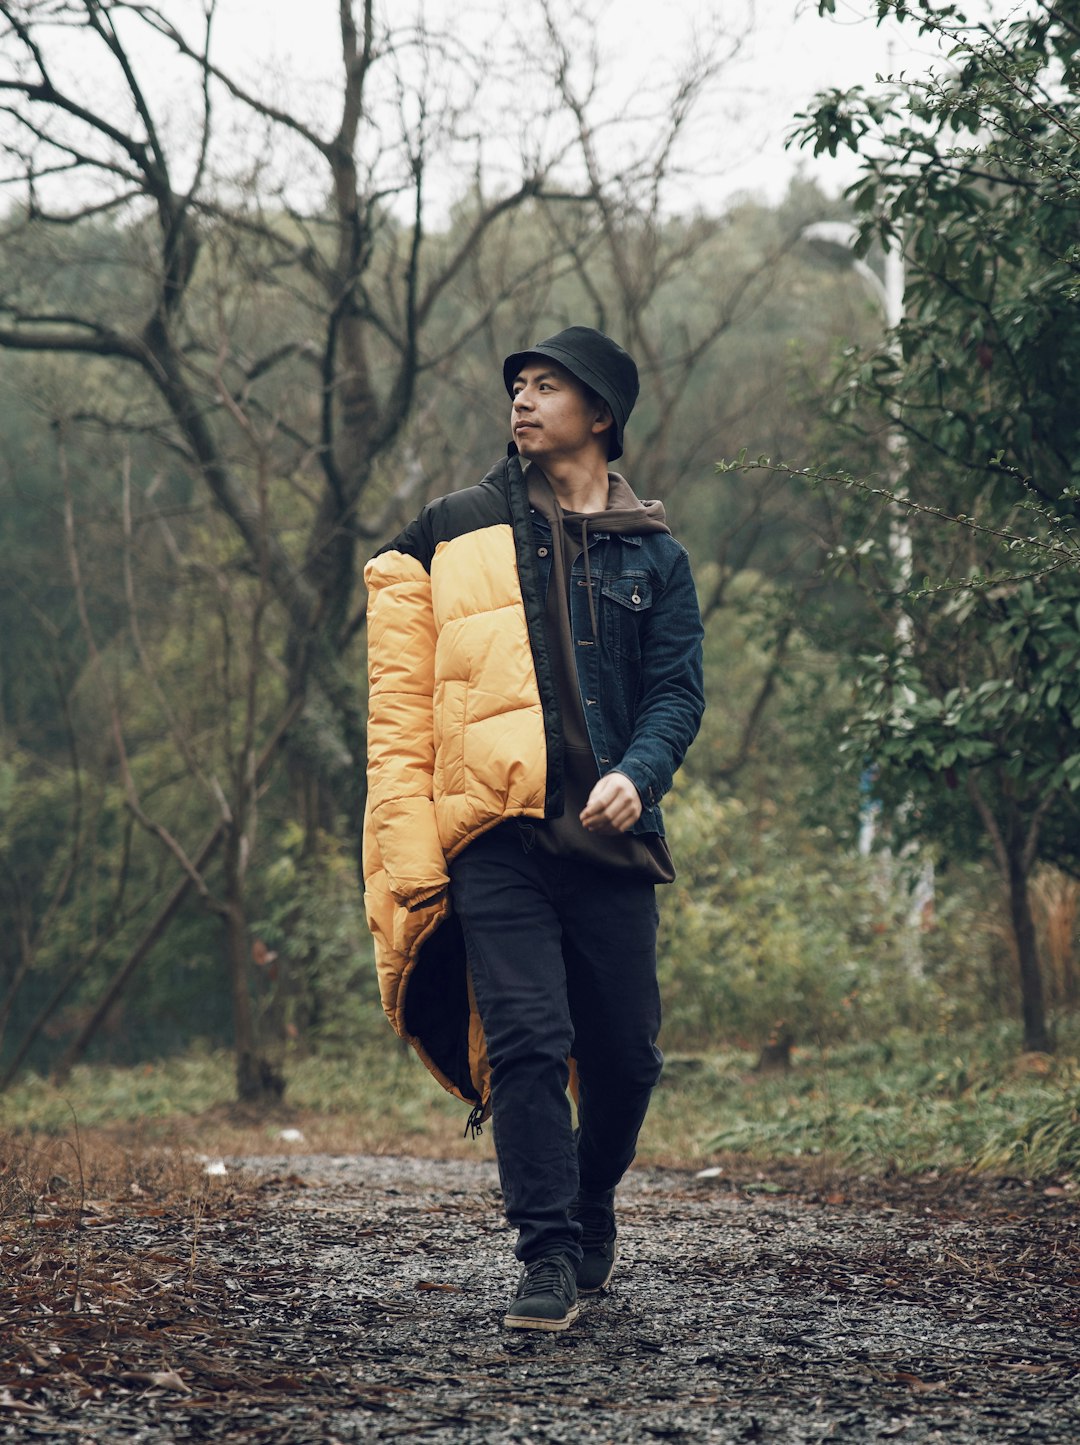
xmin=3 ymin=1150 xmax=1078 ymax=1443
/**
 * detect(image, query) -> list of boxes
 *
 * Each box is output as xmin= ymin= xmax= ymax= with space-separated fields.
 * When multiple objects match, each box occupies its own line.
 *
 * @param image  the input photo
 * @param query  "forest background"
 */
xmin=1 ymin=0 xmax=1078 ymax=1174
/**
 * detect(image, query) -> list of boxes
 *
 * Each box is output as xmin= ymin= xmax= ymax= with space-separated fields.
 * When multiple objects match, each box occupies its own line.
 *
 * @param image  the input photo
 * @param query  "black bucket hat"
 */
xmin=502 ymin=325 xmax=639 ymax=460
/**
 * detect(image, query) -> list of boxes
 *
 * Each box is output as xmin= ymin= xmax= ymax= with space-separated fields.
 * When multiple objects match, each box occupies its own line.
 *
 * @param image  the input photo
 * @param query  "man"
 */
xmin=363 ymin=326 xmax=704 ymax=1331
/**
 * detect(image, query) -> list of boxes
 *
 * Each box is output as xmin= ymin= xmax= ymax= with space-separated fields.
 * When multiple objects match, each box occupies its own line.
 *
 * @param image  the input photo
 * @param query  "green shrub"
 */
xmin=702 ymin=1025 xmax=1080 ymax=1174
xmin=976 ymin=1074 xmax=1080 ymax=1177
xmin=658 ymin=779 xmax=922 ymax=1051
xmin=252 ymin=824 xmax=380 ymax=1054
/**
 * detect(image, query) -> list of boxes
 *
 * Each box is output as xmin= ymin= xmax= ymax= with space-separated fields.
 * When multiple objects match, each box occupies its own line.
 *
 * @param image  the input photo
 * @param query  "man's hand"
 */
xmin=580 ymin=772 xmax=643 ymax=835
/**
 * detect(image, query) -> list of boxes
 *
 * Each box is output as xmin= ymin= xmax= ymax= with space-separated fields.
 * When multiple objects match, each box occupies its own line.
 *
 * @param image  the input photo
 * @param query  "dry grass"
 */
xmin=11 ymin=1096 xmax=704 ymax=1171
xmin=5 ymin=1023 xmax=1080 ymax=1184
xmin=0 ymin=1124 xmax=222 ymax=1216
xmin=1032 ymin=865 xmax=1080 ymax=1008
xmin=0 ymin=1123 xmax=279 ymax=1416
xmin=96 ymin=1104 xmax=500 ymax=1164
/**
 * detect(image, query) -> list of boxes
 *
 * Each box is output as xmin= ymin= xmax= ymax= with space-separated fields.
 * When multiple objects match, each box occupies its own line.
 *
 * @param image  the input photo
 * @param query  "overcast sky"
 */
xmin=201 ymin=0 xmax=966 ymax=208
xmin=3 ymin=0 xmax=999 ymax=222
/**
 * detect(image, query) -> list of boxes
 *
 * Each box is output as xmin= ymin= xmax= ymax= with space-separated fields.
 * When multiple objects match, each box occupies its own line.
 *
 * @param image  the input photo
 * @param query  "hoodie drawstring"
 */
xmin=580 ymin=518 xmax=599 ymax=643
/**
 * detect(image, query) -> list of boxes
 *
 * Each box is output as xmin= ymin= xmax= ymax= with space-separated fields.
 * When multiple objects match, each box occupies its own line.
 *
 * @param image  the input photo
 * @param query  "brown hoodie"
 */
xmin=526 ymin=468 xmax=675 ymax=882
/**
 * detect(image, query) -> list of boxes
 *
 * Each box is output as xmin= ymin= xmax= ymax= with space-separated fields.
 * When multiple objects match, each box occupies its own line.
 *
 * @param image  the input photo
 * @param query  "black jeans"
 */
xmin=449 ymin=821 xmax=663 ymax=1264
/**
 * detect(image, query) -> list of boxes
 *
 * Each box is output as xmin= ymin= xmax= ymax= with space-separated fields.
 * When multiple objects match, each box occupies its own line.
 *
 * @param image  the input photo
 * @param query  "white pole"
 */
xmin=800 ymin=222 xmax=933 ymax=947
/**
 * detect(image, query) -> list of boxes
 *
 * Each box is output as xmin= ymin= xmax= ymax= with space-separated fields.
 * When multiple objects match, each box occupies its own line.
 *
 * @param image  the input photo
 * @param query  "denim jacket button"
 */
xmin=537 ymin=546 xmax=549 ymax=557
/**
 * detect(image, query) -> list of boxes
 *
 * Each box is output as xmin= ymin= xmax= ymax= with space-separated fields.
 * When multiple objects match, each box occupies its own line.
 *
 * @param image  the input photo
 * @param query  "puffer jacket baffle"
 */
xmin=363 ymin=450 xmax=705 ymax=1125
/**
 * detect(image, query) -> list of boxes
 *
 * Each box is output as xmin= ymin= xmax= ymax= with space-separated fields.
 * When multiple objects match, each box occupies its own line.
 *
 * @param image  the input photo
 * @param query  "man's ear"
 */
xmin=592 ymin=402 xmax=614 ymax=440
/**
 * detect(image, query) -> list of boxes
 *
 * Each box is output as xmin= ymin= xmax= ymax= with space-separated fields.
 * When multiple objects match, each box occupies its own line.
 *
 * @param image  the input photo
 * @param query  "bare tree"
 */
xmin=4 ymin=2 xmax=767 ymax=1092
xmin=422 ymin=4 xmax=842 ymax=784
xmin=0 ymin=0 xmax=589 ymax=812
xmin=47 ymin=411 xmax=302 ymax=1099
xmin=518 ymin=0 xmax=800 ymax=488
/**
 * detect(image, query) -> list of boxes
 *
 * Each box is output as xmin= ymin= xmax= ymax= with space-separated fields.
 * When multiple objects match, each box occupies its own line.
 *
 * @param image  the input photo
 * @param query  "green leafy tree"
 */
xmin=784 ymin=0 xmax=1080 ymax=1049
xmin=848 ymin=578 xmax=1080 ymax=1051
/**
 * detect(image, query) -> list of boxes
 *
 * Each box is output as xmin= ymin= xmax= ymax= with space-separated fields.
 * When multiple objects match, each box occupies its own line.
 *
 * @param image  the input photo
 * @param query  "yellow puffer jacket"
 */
xmin=363 ymin=455 xmax=553 ymax=1122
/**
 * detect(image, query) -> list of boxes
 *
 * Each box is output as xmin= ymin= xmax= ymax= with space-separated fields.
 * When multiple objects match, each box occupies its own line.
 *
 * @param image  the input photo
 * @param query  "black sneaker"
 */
xmin=503 ymin=1252 xmax=581 ymax=1332
xmin=571 ymin=1189 xmax=617 ymax=1293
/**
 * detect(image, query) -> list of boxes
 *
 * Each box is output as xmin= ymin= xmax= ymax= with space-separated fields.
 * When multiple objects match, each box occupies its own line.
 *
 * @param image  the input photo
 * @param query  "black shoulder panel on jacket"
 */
xmin=374 ymin=460 xmax=512 ymax=574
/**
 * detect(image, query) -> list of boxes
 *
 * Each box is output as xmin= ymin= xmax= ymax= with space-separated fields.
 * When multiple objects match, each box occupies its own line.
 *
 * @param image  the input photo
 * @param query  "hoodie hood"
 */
xmin=527 ymin=468 xmax=670 ymax=539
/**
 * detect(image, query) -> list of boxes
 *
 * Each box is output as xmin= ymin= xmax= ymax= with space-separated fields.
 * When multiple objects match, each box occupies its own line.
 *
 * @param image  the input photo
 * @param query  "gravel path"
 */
xmin=4 ymin=1153 xmax=1078 ymax=1442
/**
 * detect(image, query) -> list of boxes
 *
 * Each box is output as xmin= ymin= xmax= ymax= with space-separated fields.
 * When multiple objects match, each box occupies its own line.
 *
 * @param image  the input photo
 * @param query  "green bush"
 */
xmin=702 ymin=1024 xmax=1080 ymax=1175
xmin=253 ymin=824 xmax=380 ymax=1055
xmin=976 ymin=1075 xmax=1080 ymax=1178
xmin=658 ymin=779 xmax=939 ymax=1051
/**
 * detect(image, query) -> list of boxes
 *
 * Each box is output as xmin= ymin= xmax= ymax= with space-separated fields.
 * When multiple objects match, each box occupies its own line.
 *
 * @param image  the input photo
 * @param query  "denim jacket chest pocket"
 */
xmin=600 ymin=571 xmax=654 ymax=663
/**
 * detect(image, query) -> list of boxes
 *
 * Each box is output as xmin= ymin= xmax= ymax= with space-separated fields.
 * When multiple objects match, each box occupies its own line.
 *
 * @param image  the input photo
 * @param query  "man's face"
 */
xmin=510 ymin=360 xmax=611 ymax=466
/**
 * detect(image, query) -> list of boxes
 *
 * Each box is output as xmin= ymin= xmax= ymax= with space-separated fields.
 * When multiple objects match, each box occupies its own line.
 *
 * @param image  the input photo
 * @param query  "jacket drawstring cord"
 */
xmin=464 ymin=1103 xmax=485 ymax=1141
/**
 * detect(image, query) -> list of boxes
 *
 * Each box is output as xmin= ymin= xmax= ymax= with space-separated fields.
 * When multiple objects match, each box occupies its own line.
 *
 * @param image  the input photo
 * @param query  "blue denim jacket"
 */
xmin=529 ymin=508 xmax=705 ymax=837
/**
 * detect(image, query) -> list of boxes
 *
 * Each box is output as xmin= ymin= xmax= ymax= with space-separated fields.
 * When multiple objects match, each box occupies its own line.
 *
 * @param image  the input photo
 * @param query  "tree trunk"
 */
xmin=223 ymin=833 xmax=285 ymax=1105
xmin=1007 ymin=846 xmax=1051 ymax=1054
xmin=966 ymin=774 xmax=1053 ymax=1056
xmin=754 ymin=1023 xmax=795 ymax=1073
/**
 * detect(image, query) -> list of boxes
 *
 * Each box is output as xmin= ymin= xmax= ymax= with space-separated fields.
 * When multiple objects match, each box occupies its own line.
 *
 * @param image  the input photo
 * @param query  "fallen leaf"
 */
xmin=892 ymin=1372 xmax=942 ymax=1393
xmin=121 ymin=1369 xmax=190 ymax=1394
xmin=0 ymin=1390 xmax=45 ymax=1414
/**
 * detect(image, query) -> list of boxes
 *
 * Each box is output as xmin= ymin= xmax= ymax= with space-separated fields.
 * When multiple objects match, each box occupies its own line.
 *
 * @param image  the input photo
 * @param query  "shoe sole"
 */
xmin=503 ymin=1302 xmax=582 ymax=1332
